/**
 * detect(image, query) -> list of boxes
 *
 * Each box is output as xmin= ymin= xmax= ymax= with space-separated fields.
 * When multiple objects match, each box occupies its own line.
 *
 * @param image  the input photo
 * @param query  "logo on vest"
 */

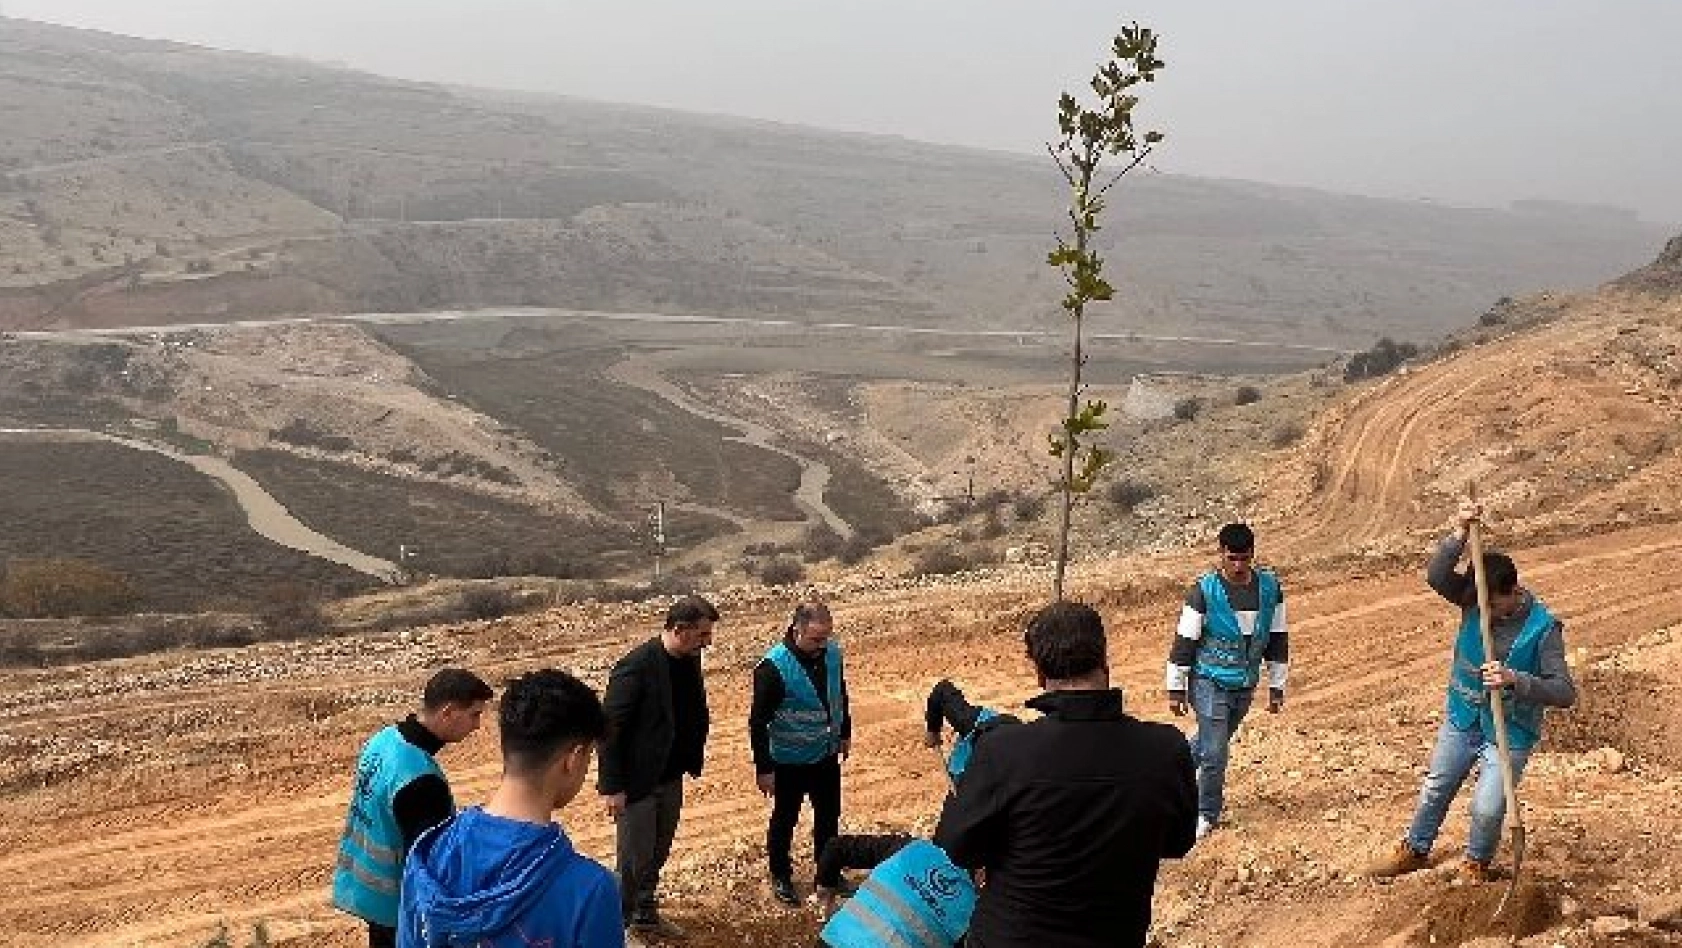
xmin=903 ymin=865 xmax=963 ymax=919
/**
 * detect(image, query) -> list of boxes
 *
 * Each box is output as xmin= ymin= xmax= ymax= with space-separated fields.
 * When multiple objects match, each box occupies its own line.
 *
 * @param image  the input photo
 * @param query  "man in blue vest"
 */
xmin=750 ymin=599 xmax=851 ymax=907
xmin=333 ymin=668 xmax=494 ymax=948
xmin=1165 ymin=522 xmax=1288 ymax=839
xmin=818 ymin=838 xmax=976 ymax=948
xmin=398 ymin=668 xmax=623 ymax=948
xmin=1369 ymin=501 xmax=1577 ymax=882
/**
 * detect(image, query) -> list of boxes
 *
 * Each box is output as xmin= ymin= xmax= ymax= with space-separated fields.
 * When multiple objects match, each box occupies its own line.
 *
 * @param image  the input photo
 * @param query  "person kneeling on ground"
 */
xmin=924 ymin=679 xmax=1020 ymax=790
xmin=399 ymin=669 xmax=623 ymax=948
xmin=816 ymin=836 xmax=975 ymax=948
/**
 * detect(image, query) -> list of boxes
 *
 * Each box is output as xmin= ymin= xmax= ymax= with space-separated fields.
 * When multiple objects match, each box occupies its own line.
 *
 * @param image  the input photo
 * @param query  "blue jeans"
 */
xmin=1189 ymin=676 xmax=1254 ymax=822
xmin=1405 ymin=720 xmax=1532 ymax=863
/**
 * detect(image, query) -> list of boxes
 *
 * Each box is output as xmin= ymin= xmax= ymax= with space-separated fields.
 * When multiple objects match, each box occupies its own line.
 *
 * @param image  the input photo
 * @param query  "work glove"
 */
xmin=1267 ymin=688 xmax=1285 ymax=713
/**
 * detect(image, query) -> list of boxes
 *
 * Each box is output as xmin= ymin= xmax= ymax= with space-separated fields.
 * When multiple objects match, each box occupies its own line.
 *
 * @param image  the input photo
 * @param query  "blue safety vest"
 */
xmin=821 ymin=840 xmax=975 ymax=948
xmin=767 ymin=641 xmax=845 ymax=766
xmin=1445 ymin=598 xmax=1555 ymax=751
xmin=1192 ymin=569 xmax=1281 ymax=690
xmin=332 ymin=725 xmax=449 ymax=927
xmin=946 ymin=707 xmax=997 ymax=781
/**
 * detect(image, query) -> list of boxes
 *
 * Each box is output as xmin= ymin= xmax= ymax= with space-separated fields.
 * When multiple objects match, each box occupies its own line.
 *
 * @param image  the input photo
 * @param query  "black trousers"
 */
xmin=616 ymin=778 xmax=684 ymax=924
xmin=368 ymin=923 xmax=396 ymax=948
xmin=767 ymin=755 xmax=842 ymax=880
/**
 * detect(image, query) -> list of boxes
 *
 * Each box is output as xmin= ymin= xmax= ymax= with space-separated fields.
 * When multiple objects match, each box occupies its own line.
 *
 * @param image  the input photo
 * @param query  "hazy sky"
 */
xmin=8 ymin=1 xmax=1681 ymax=222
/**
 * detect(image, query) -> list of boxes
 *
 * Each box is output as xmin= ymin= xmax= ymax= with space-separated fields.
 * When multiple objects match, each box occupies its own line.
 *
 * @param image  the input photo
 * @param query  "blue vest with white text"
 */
xmin=1193 ymin=569 xmax=1281 ymax=690
xmin=767 ymin=641 xmax=845 ymax=766
xmin=1446 ymin=598 xmax=1554 ymax=751
xmin=946 ymin=707 xmax=997 ymax=782
xmin=332 ymin=725 xmax=449 ymax=927
xmin=821 ymin=840 xmax=975 ymax=948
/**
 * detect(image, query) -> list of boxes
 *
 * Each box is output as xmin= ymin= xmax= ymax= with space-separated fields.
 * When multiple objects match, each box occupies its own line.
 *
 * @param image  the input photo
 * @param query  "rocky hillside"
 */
xmin=0 ymin=15 xmax=1668 ymax=347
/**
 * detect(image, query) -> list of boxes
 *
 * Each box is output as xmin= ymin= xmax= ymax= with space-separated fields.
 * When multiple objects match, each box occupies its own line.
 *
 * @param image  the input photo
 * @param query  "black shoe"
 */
xmin=770 ymin=875 xmax=799 ymax=906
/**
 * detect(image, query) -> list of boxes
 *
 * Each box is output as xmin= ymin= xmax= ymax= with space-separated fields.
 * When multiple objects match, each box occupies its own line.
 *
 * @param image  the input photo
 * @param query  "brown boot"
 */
xmin=1367 ymin=841 xmax=1430 ymax=878
xmin=1458 ymin=858 xmax=1494 ymax=884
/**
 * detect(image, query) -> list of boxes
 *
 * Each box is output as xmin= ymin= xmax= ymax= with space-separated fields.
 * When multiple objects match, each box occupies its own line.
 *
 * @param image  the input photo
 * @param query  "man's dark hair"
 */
xmin=498 ymin=669 xmax=608 ymax=774
xmin=789 ymin=599 xmax=832 ymax=632
xmin=1217 ymin=522 xmax=1255 ymax=553
xmin=665 ymin=594 xmax=720 ymax=629
xmin=1482 ymin=552 xmax=1519 ymax=595
xmin=422 ymin=667 xmax=494 ymax=710
xmin=1024 ymin=601 xmax=1108 ymax=680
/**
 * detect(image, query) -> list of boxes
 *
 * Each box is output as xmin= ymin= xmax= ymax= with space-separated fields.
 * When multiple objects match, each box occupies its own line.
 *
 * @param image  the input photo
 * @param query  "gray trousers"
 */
xmin=616 ymin=779 xmax=684 ymax=924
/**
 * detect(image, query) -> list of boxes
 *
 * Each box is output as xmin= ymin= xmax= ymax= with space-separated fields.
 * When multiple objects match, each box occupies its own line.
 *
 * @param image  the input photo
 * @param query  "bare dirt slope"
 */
xmin=3 ymin=284 xmax=1682 ymax=946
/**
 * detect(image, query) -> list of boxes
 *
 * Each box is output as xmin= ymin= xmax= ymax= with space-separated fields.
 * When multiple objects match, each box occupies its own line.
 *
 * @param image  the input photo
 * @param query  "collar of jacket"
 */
xmin=398 ymin=713 xmax=446 ymax=756
xmin=1025 ymin=688 xmax=1126 ymax=721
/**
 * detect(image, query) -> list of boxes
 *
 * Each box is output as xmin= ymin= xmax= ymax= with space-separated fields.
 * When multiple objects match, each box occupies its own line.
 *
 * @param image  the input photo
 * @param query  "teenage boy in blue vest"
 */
xmin=1369 ymin=501 xmax=1577 ymax=883
xmin=399 ymin=668 xmax=621 ymax=948
xmin=333 ymin=668 xmax=493 ymax=948
xmin=750 ymin=600 xmax=851 ymax=907
xmin=1165 ymin=522 xmax=1289 ymax=840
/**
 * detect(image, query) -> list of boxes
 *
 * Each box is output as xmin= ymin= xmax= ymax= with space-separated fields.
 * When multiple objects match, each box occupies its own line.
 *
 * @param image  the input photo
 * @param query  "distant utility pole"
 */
xmin=648 ymin=501 xmax=667 ymax=583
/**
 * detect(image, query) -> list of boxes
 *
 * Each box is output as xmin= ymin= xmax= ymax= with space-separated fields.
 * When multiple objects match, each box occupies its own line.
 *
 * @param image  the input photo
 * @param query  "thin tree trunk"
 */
xmin=1052 ymin=181 xmax=1090 ymax=601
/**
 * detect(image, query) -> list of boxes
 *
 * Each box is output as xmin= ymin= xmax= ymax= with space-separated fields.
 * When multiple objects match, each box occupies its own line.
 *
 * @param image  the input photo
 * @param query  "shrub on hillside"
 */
xmin=801 ymin=525 xmax=843 ymax=564
xmin=255 ymin=583 xmax=327 ymax=637
xmin=1106 ymin=478 xmax=1157 ymax=512
xmin=1344 ymin=337 xmax=1420 ymax=381
xmin=912 ymin=546 xmax=972 ymax=577
xmin=0 ymin=558 xmax=138 ymax=618
xmin=1233 ymin=385 xmax=1262 ymax=405
xmin=1173 ymin=397 xmax=1203 ymax=421
xmin=1270 ymin=421 xmax=1306 ymax=448
xmin=837 ymin=534 xmax=874 ymax=566
xmin=459 ymin=585 xmax=518 ymax=620
xmin=1013 ymin=492 xmax=1047 ymax=521
xmin=757 ymin=557 xmax=806 ymax=587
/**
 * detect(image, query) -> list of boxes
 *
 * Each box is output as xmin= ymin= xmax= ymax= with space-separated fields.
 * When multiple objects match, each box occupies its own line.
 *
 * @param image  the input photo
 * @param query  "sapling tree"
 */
xmin=1046 ymin=23 xmax=1165 ymax=600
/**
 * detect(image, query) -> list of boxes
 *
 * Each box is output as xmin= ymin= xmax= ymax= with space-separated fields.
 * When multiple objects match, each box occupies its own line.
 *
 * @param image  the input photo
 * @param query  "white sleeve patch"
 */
xmin=1268 ymin=661 xmax=1289 ymax=690
xmin=1176 ymin=605 xmax=1204 ymax=640
xmin=1270 ymin=600 xmax=1289 ymax=636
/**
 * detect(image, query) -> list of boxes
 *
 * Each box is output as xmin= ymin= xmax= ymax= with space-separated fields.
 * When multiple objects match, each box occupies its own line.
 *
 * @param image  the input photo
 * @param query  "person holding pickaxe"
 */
xmin=1369 ymin=500 xmax=1577 ymax=884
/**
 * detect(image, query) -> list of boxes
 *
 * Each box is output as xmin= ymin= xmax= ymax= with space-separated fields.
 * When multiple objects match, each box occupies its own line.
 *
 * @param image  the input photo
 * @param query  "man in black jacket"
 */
xmin=934 ymin=601 xmax=1197 ymax=948
xmin=750 ymin=600 xmax=851 ymax=907
xmin=599 ymin=595 xmax=718 ymax=941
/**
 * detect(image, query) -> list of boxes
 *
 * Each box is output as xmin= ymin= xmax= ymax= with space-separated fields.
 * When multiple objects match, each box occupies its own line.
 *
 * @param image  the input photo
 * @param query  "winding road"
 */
xmin=604 ymin=356 xmax=856 ymax=539
xmin=0 ymin=427 xmax=397 ymax=580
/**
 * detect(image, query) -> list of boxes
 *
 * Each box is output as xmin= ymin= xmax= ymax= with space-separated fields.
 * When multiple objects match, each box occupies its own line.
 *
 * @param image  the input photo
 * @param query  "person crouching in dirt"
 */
xmin=810 ymin=679 xmax=1011 ymax=947
xmin=815 ymin=835 xmax=976 ymax=948
xmin=924 ymin=678 xmax=1021 ymax=790
xmin=1368 ymin=501 xmax=1577 ymax=883
xmin=1166 ymin=522 xmax=1289 ymax=840
xmin=332 ymin=668 xmax=494 ymax=948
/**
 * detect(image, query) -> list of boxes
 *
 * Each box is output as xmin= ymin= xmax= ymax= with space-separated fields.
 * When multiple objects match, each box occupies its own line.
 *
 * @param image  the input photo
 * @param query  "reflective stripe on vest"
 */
xmin=820 ymin=840 xmax=975 ymax=948
xmin=330 ymin=725 xmax=448 ymax=927
xmin=767 ymin=641 xmax=844 ymax=766
xmin=1445 ymin=598 xmax=1555 ymax=750
xmin=1192 ymin=569 xmax=1280 ymax=690
xmin=946 ymin=707 xmax=997 ymax=781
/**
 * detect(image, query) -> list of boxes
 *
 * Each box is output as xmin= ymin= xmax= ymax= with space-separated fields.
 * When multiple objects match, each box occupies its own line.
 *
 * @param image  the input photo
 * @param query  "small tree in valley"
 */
xmin=1046 ymin=23 xmax=1166 ymax=599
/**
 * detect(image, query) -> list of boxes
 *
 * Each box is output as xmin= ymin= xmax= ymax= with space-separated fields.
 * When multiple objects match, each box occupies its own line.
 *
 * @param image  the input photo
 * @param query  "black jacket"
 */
xmin=932 ymin=689 xmax=1197 ymax=948
xmin=598 ymin=637 xmax=710 ymax=802
xmin=392 ymin=715 xmax=453 ymax=854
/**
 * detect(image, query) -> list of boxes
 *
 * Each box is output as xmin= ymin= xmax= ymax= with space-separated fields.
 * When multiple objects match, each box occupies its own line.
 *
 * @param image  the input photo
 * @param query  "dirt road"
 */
xmin=0 ymin=427 xmax=396 ymax=580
